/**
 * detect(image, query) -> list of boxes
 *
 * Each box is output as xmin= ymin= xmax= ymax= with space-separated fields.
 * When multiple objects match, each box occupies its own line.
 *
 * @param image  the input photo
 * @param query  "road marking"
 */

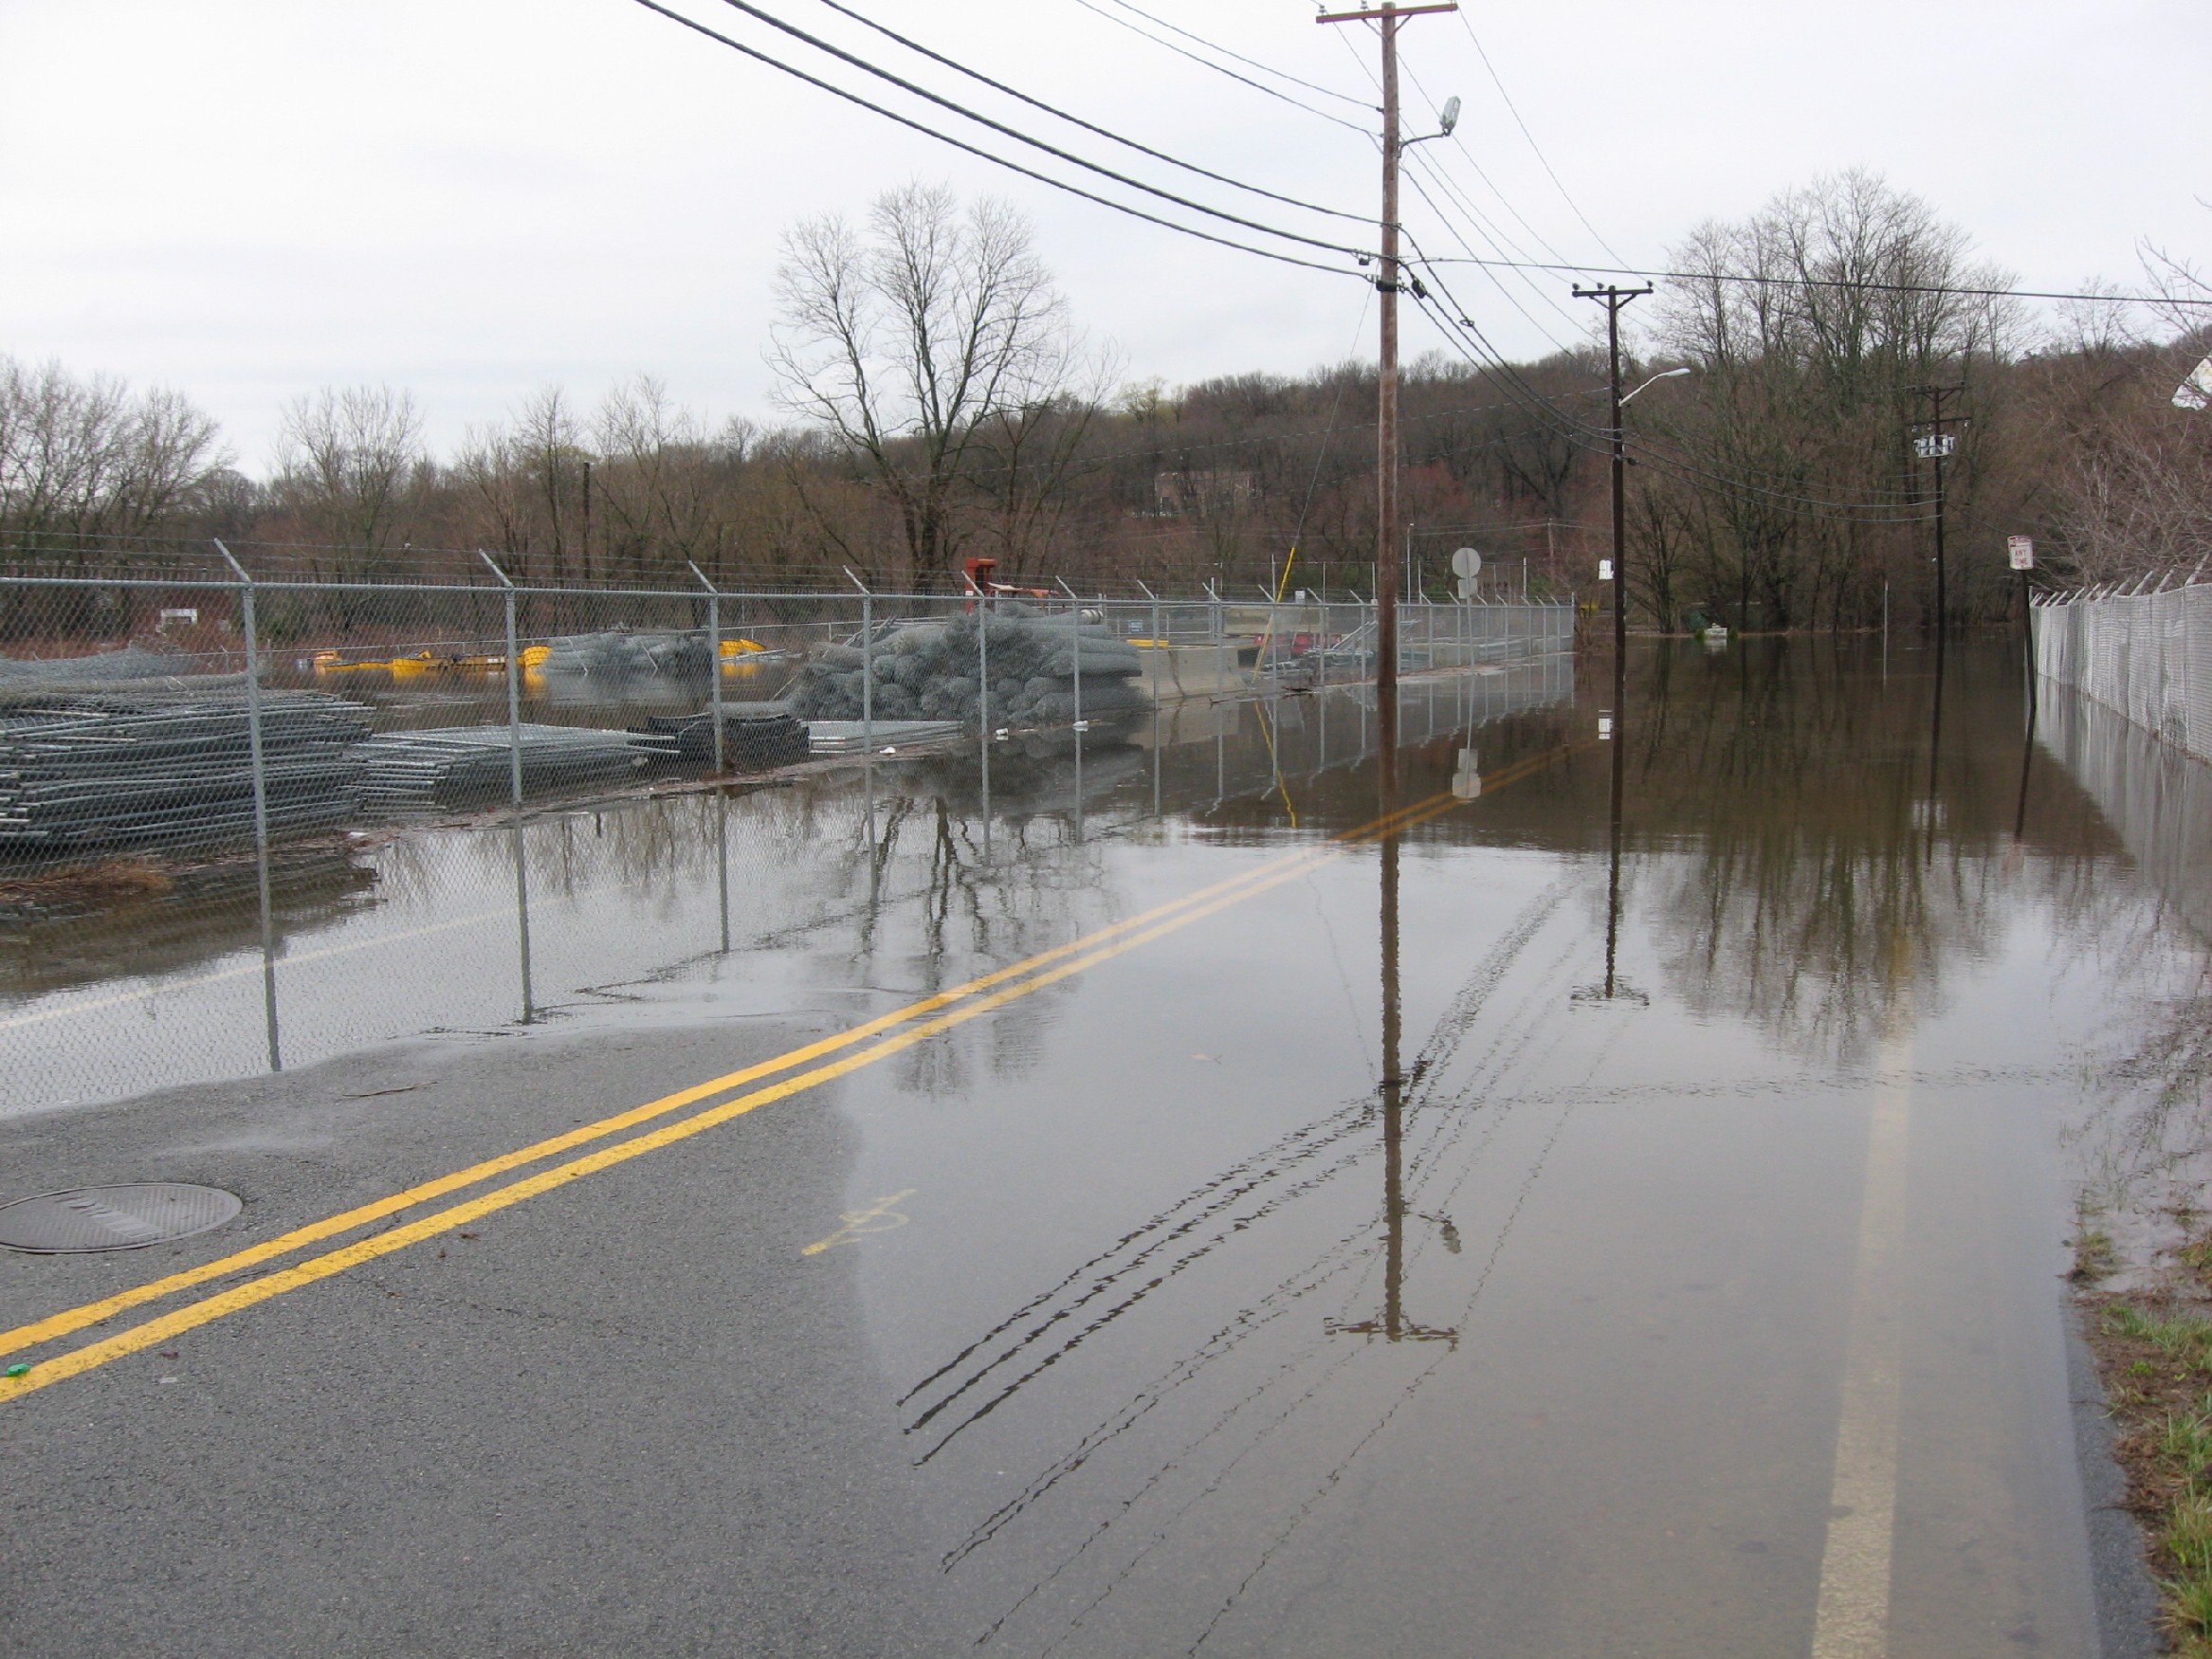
xmin=1810 ymin=1028 xmax=1914 ymax=1658
xmin=802 ymin=1190 xmax=919 ymax=1256
xmin=0 ymin=741 xmax=1586 ymax=1401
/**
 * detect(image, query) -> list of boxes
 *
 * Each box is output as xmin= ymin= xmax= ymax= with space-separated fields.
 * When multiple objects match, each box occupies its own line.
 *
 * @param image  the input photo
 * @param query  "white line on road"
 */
xmin=1811 ymin=1028 xmax=1914 ymax=1657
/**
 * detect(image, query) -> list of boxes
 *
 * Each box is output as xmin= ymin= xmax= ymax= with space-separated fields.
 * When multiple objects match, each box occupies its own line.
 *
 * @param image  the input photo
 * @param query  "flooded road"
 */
xmin=4 ymin=639 xmax=2198 ymax=1655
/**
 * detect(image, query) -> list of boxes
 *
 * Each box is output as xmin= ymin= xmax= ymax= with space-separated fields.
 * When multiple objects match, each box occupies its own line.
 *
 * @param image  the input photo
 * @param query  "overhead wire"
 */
xmin=802 ymin=0 xmax=1372 ymax=227
xmin=1064 ymin=0 xmax=1374 ymax=135
xmin=1404 ymin=253 xmax=2209 ymax=309
xmin=1097 ymin=0 xmax=1377 ymax=111
xmin=623 ymin=0 xmax=1363 ymax=277
xmin=1405 ymin=282 xmax=1938 ymax=523
xmin=694 ymin=0 xmax=1373 ymax=261
xmin=1453 ymin=12 xmax=1631 ymax=265
xmin=1401 ymin=241 xmax=1945 ymax=510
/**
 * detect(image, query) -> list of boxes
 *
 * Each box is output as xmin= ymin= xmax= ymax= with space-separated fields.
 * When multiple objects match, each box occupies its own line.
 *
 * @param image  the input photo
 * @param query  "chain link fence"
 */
xmin=2033 ymin=576 xmax=2212 ymax=764
xmin=0 ymin=552 xmax=1573 ymax=1113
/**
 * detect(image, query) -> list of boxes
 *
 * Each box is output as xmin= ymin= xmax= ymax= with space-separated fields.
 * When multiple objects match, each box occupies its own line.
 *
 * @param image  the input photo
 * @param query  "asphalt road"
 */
xmin=2 ymin=1020 xmax=945 ymax=1655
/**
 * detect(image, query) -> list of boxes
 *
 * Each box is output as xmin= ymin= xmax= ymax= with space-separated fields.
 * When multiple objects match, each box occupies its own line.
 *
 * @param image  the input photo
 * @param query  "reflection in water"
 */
xmin=2034 ymin=684 xmax=2212 ymax=1219
xmin=0 ymin=851 xmax=375 ymax=997
xmin=1630 ymin=641 xmax=2046 ymax=1066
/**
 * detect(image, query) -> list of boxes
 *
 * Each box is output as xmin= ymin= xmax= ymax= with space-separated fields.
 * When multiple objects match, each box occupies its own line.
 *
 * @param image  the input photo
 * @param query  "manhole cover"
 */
xmin=0 ymin=1184 xmax=242 ymax=1254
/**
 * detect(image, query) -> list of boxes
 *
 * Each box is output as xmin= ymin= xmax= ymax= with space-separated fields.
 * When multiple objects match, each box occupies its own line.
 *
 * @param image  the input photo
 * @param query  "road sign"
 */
xmin=1453 ymin=747 xmax=1481 ymax=799
xmin=1455 ymin=578 xmax=1478 ymax=602
xmin=1451 ymin=546 xmax=1482 ymax=579
xmin=1598 ymin=558 xmax=1614 ymax=582
xmin=2175 ymin=355 xmax=2212 ymax=411
xmin=1913 ymin=434 xmax=1957 ymax=460
xmin=2008 ymin=535 xmax=2035 ymax=572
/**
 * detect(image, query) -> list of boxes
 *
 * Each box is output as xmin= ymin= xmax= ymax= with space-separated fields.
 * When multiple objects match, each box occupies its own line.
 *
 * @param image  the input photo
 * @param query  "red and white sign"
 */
xmin=2007 ymin=536 xmax=2035 ymax=572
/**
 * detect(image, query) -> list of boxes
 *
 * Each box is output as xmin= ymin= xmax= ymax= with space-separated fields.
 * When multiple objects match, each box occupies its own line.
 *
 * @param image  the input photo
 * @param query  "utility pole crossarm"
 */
xmin=1315 ymin=3 xmax=1457 ymax=22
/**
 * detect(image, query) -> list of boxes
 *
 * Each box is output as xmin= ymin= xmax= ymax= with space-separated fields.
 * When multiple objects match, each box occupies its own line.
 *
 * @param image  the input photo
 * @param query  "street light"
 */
xmin=1621 ymin=366 xmax=1691 ymax=407
xmin=1401 ymin=95 xmax=1461 ymax=149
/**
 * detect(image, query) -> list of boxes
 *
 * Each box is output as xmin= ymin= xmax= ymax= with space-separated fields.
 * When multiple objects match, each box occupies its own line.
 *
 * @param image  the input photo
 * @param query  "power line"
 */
xmin=1097 ymin=0 xmax=1376 ymax=111
xmin=698 ymin=0 xmax=1372 ymax=261
xmin=1405 ymin=285 xmax=1940 ymax=522
xmin=1064 ymin=0 xmax=1373 ymax=135
xmin=803 ymin=0 xmax=1371 ymax=227
xmin=1408 ymin=252 xmax=2210 ymax=308
xmin=623 ymin=0 xmax=1362 ymax=277
xmin=1453 ymin=13 xmax=1629 ymax=265
xmin=1400 ymin=155 xmax=1583 ymax=345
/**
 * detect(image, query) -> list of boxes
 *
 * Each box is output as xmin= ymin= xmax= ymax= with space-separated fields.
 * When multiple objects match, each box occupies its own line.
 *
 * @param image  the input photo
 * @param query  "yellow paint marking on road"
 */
xmin=0 ymin=738 xmax=1588 ymax=1397
xmin=0 ymin=767 xmax=1528 ymax=1366
xmin=0 ymin=800 xmax=1482 ymax=1403
xmin=1810 ymin=1025 xmax=1915 ymax=1658
xmin=802 ymin=1190 xmax=919 ymax=1256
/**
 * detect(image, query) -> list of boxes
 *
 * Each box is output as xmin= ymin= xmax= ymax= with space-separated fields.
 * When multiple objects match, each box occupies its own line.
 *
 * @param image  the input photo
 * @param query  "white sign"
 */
xmin=2007 ymin=535 xmax=2035 ymax=572
xmin=1598 ymin=558 xmax=1614 ymax=582
xmin=1450 ymin=546 xmax=1482 ymax=580
xmin=1452 ymin=747 xmax=1482 ymax=800
xmin=157 ymin=608 xmax=199 ymax=627
xmin=1455 ymin=578 xmax=1478 ymax=602
xmin=1598 ymin=716 xmax=1614 ymax=740
xmin=2175 ymin=355 xmax=2212 ymax=411
xmin=1913 ymin=433 xmax=1957 ymax=460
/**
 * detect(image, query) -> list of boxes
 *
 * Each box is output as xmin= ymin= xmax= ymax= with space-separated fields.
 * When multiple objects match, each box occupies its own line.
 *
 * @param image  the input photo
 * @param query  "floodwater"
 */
xmin=9 ymin=636 xmax=2210 ymax=1654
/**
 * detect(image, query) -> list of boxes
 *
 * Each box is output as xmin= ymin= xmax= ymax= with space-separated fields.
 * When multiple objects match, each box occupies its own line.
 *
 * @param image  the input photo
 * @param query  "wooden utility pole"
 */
xmin=1317 ymin=1 xmax=1456 ymax=753
xmin=1574 ymin=284 xmax=1651 ymax=742
xmin=1908 ymin=384 xmax=1966 ymax=634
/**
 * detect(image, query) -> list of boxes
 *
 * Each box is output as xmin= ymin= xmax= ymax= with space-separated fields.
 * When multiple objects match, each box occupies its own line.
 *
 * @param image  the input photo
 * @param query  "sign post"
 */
xmin=1452 ymin=546 xmax=1481 ymax=604
xmin=2009 ymin=536 xmax=2037 ymax=719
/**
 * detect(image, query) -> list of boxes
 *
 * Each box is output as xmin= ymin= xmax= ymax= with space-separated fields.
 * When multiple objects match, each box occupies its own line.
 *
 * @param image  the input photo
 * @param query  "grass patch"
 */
xmin=2088 ymin=1283 xmax=2212 ymax=1650
xmin=2075 ymin=1227 xmax=2120 ymax=1282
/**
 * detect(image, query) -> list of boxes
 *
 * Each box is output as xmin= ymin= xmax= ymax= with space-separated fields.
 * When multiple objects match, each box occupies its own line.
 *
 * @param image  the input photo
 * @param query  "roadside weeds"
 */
xmin=2078 ymin=1214 xmax=2212 ymax=1655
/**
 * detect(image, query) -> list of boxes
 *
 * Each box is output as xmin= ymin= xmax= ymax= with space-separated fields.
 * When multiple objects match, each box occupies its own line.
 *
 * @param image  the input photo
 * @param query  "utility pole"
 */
xmin=1574 ymin=284 xmax=1651 ymax=743
xmin=1908 ymin=385 xmax=1965 ymax=634
xmin=1317 ymin=0 xmax=1457 ymax=757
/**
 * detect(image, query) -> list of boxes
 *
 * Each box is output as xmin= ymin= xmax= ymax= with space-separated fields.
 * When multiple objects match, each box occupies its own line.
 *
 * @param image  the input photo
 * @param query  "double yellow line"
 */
xmin=0 ymin=744 xmax=1581 ymax=1404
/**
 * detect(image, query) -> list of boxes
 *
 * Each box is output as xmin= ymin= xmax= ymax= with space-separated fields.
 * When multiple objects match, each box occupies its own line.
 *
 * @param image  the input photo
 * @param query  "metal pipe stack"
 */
xmin=355 ymin=724 xmax=646 ymax=813
xmin=0 ymin=688 xmax=370 ymax=852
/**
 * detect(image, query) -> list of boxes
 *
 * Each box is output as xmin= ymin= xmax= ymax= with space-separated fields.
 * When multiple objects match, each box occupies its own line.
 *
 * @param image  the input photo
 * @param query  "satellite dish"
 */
xmin=1437 ymin=95 xmax=1462 ymax=137
xmin=1451 ymin=546 xmax=1482 ymax=579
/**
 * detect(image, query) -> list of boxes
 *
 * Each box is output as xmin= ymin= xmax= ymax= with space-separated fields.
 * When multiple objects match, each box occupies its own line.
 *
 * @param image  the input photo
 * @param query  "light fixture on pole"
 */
xmin=1621 ymin=366 xmax=1691 ymax=407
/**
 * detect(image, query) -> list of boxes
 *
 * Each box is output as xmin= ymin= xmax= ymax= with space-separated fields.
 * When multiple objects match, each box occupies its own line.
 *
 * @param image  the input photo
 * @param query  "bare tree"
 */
xmin=0 ymin=356 xmax=225 ymax=555
xmin=1653 ymin=171 xmax=2020 ymax=629
xmin=768 ymin=183 xmax=1091 ymax=587
xmin=271 ymin=385 xmax=425 ymax=576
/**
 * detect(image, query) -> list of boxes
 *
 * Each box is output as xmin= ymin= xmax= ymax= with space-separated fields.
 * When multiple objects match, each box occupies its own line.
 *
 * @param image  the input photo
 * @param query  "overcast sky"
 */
xmin=2 ymin=0 xmax=2203 ymax=471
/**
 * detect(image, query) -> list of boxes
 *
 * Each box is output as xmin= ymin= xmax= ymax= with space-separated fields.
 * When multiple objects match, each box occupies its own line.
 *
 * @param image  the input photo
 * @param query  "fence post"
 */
xmin=978 ymin=592 xmax=992 ymax=861
xmin=480 ymin=551 xmax=533 ymax=1023
xmin=689 ymin=562 xmax=730 ymax=955
xmin=213 ymin=540 xmax=280 ymax=1073
xmin=845 ymin=566 xmax=874 ymax=753
xmin=1137 ymin=579 xmax=1161 ymax=705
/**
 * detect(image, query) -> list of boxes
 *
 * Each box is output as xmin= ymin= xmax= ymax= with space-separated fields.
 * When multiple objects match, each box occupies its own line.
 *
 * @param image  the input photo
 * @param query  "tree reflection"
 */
xmin=1631 ymin=639 xmax=2040 ymax=1065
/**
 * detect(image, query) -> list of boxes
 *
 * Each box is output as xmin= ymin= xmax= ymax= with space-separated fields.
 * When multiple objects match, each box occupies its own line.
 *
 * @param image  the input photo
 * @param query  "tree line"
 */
xmin=3 ymin=173 xmax=2203 ymax=628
